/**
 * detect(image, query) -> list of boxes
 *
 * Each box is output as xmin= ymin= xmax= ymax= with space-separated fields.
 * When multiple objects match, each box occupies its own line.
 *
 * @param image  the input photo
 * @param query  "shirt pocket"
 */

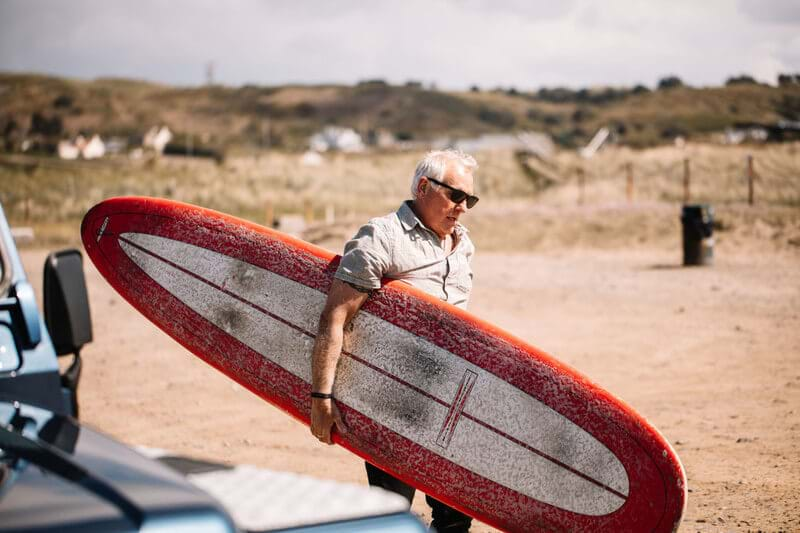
xmin=451 ymin=253 xmax=473 ymax=294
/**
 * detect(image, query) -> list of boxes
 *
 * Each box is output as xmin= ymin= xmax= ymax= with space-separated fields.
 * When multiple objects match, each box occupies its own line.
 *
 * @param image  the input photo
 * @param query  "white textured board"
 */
xmin=121 ymin=232 xmax=629 ymax=516
xmin=135 ymin=447 xmax=409 ymax=531
xmin=189 ymin=466 xmax=409 ymax=530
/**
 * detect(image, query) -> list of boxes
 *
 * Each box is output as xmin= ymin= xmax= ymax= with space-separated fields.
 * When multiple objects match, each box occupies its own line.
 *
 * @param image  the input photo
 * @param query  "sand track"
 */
xmin=21 ymin=243 xmax=800 ymax=532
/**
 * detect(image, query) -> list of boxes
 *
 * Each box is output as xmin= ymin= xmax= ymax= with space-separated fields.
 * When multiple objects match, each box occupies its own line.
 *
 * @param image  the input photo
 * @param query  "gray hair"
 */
xmin=410 ymin=149 xmax=478 ymax=199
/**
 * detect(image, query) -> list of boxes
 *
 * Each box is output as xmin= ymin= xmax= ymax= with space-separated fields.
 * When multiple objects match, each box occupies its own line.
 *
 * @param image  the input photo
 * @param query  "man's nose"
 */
xmin=453 ymin=200 xmax=467 ymax=213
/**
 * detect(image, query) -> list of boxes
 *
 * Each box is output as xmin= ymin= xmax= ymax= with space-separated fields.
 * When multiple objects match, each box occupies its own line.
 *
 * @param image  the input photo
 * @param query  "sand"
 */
xmin=20 ymin=238 xmax=800 ymax=532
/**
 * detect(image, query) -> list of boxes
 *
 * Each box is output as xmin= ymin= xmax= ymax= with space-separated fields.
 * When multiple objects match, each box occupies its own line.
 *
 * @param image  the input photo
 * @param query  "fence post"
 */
xmin=747 ymin=155 xmax=755 ymax=206
xmin=304 ymin=198 xmax=314 ymax=223
xmin=626 ymin=162 xmax=633 ymax=202
xmin=24 ymin=163 xmax=36 ymax=222
xmin=577 ymin=167 xmax=585 ymax=205
xmin=265 ymin=199 xmax=274 ymax=227
xmin=683 ymin=158 xmax=691 ymax=203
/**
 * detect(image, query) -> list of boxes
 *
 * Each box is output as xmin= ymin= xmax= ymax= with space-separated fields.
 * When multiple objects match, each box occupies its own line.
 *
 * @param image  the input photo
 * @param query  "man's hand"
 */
xmin=311 ymin=398 xmax=346 ymax=445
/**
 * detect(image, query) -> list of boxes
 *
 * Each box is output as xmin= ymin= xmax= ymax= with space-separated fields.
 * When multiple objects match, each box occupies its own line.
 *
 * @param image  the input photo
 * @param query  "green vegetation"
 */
xmin=2 ymin=72 xmax=799 ymax=154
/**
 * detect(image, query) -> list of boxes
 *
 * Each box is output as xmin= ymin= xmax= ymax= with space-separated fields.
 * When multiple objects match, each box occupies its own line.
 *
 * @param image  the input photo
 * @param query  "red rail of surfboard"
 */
xmin=82 ymin=197 xmax=687 ymax=533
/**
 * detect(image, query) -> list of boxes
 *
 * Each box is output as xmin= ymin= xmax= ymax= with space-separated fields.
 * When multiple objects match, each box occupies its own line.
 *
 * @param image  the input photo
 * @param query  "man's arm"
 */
xmin=310 ymin=279 xmax=371 ymax=444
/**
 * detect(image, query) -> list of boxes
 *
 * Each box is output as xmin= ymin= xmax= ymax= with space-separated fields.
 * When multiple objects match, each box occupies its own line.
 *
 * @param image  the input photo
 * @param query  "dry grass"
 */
xmin=1 ymin=143 xmax=798 ymax=254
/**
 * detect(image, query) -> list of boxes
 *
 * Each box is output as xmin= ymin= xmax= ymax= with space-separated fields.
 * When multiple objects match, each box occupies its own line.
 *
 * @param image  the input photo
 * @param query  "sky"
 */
xmin=1 ymin=0 xmax=799 ymax=90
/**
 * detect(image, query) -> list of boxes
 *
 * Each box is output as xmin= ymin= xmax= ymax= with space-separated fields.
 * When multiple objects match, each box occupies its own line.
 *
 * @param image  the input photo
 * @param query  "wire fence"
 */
xmin=567 ymin=149 xmax=800 ymax=207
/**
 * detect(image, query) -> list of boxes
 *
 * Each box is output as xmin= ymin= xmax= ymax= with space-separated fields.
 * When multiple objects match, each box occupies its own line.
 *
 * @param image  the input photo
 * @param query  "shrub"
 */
xmin=571 ymin=108 xmax=594 ymax=123
xmin=725 ymin=75 xmax=758 ymax=86
xmin=657 ymin=76 xmax=684 ymax=90
xmin=29 ymin=112 xmax=63 ymax=137
xmin=537 ymin=87 xmax=576 ymax=103
xmin=52 ymin=94 xmax=73 ymax=109
xmin=477 ymin=107 xmax=516 ymax=128
xmin=543 ymin=114 xmax=563 ymax=126
xmin=293 ymin=102 xmax=316 ymax=118
xmin=776 ymin=94 xmax=800 ymax=120
xmin=660 ymin=124 xmax=688 ymax=139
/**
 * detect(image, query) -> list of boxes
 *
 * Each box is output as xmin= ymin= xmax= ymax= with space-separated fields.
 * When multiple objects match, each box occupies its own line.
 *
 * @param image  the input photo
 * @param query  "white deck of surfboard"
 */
xmin=121 ymin=232 xmax=629 ymax=516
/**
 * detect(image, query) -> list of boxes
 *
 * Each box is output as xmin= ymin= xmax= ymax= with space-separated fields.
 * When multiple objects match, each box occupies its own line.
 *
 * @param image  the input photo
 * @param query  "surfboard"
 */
xmin=81 ymin=197 xmax=686 ymax=533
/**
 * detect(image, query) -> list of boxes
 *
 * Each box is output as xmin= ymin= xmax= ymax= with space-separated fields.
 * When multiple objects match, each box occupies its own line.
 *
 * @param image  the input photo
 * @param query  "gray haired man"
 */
xmin=310 ymin=149 xmax=479 ymax=532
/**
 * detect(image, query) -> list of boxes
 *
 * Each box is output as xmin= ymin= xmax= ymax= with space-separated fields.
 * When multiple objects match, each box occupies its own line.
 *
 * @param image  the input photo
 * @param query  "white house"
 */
xmin=309 ymin=126 xmax=364 ymax=153
xmin=82 ymin=134 xmax=106 ymax=159
xmin=57 ymin=134 xmax=106 ymax=160
xmin=57 ymin=140 xmax=80 ymax=160
xmin=454 ymin=131 xmax=555 ymax=159
xmin=143 ymin=125 xmax=173 ymax=154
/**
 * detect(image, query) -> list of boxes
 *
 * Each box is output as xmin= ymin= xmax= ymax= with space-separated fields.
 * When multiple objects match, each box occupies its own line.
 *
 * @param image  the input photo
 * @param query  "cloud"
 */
xmin=738 ymin=0 xmax=800 ymax=25
xmin=0 ymin=0 xmax=798 ymax=88
xmin=460 ymin=0 xmax=576 ymax=21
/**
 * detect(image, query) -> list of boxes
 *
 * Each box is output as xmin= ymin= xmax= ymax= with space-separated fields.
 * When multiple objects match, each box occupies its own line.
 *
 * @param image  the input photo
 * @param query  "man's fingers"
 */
xmin=314 ymin=425 xmax=333 ymax=445
xmin=311 ymin=399 xmax=338 ymax=445
xmin=332 ymin=402 xmax=347 ymax=434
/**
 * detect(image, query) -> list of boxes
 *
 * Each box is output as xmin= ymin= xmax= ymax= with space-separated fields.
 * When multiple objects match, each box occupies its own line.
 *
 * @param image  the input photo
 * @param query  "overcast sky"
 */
xmin=1 ymin=0 xmax=799 ymax=90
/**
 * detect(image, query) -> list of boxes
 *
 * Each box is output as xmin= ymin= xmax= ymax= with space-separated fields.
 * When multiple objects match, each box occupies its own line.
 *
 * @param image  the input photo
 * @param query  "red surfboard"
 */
xmin=81 ymin=197 xmax=686 ymax=532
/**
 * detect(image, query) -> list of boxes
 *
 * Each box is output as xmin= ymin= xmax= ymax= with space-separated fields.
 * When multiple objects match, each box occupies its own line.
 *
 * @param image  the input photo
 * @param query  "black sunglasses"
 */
xmin=426 ymin=177 xmax=479 ymax=209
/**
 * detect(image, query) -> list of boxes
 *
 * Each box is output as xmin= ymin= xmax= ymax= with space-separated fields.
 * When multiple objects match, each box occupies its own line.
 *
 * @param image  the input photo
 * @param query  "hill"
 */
xmin=1 ymin=73 xmax=799 ymax=151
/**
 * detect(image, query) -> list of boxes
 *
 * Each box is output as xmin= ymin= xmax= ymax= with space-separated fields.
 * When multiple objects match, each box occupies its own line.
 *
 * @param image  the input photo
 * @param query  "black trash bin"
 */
xmin=681 ymin=204 xmax=714 ymax=266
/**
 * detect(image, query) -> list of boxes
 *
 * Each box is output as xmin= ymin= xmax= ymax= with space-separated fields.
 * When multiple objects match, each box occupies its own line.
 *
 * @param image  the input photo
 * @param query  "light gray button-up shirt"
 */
xmin=335 ymin=201 xmax=475 ymax=309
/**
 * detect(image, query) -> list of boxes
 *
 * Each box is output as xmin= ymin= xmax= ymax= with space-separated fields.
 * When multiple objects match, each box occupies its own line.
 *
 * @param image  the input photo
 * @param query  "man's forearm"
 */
xmin=311 ymin=318 xmax=344 ymax=394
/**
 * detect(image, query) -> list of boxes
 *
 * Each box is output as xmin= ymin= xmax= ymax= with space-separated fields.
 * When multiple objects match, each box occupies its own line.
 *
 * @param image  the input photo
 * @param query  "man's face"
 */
xmin=415 ymin=162 xmax=475 ymax=239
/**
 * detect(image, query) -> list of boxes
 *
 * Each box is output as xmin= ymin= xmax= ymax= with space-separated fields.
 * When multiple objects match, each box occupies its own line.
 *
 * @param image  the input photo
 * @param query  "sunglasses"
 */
xmin=426 ymin=177 xmax=480 ymax=209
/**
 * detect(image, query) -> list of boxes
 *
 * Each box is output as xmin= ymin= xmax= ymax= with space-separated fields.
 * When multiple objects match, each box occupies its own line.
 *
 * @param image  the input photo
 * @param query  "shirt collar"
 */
xmin=397 ymin=200 xmax=469 ymax=235
xmin=397 ymin=201 xmax=422 ymax=232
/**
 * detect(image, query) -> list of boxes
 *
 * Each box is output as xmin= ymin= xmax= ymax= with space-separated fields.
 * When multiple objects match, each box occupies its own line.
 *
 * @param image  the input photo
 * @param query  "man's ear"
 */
xmin=418 ymin=177 xmax=427 ymax=196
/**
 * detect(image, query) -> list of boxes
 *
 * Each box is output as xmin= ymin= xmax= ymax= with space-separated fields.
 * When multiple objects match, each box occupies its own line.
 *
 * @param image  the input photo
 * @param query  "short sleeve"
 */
xmin=335 ymin=221 xmax=392 ymax=290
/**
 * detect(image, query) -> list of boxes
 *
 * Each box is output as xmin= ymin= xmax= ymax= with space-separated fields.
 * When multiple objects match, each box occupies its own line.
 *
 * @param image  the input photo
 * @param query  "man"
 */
xmin=310 ymin=149 xmax=479 ymax=533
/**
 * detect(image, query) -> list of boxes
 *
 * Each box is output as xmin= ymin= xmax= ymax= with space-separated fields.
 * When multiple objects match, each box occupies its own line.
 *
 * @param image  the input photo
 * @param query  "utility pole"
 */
xmin=206 ymin=61 xmax=215 ymax=86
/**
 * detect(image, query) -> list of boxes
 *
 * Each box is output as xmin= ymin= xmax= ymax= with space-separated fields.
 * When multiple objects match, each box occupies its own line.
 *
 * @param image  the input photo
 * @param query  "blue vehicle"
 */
xmin=0 ymin=202 xmax=424 ymax=532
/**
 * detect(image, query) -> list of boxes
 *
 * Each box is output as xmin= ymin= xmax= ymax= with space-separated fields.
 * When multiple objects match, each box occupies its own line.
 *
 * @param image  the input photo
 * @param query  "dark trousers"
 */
xmin=365 ymin=462 xmax=472 ymax=533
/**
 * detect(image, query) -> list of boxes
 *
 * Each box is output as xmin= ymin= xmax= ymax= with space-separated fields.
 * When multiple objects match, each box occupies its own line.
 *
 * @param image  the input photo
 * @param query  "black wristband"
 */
xmin=311 ymin=392 xmax=334 ymax=399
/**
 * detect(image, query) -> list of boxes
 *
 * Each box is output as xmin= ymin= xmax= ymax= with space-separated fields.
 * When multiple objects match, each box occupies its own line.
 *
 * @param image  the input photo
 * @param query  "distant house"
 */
xmin=82 ymin=134 xmax=106 ymax=159
xmin=57 ymin=134 xmax=106 ymax=160
xmin=367 ymin=128 xmax=397 ymax=149
xmin=57 ymin=139 xmax=80 ymax=160
xmin=724 ymin=121 xmax=800 ymax=144
xmin=143 ymin=125 xmax=173 ymax=154
xmin=104 ymin=136 xmax=129 ymax=155
xmin=309 ymin=126 xmax=364 ymax=153
xmin=454 ymin=131 xmax=555 ymax=159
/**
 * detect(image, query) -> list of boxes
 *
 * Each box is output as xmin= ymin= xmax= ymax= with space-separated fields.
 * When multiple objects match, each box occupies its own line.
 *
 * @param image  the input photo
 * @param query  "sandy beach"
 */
xmin=21 ymin=234 xmax=800 ymax=532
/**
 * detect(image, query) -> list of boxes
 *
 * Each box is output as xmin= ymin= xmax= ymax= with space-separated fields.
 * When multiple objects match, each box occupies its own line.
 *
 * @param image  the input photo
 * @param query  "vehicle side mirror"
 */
xmin=44 ymin=249 xmax=92 ymax=356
